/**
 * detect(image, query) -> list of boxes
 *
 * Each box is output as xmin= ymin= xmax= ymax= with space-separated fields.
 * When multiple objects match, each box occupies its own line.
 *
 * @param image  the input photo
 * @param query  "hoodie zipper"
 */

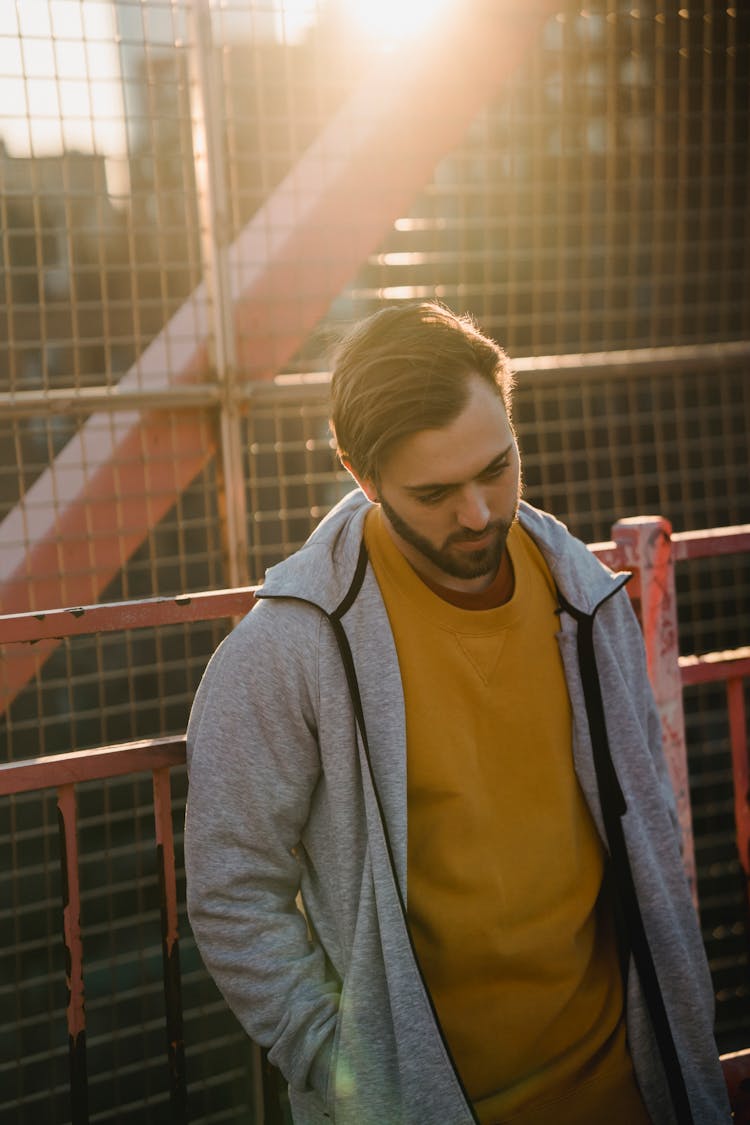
xmin=328 ymin=539 xmax=481 ymax=1124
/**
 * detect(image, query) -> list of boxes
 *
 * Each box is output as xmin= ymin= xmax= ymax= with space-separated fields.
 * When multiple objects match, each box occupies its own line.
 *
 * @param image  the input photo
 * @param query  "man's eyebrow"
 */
xmin=404 ymin=443 xmax=514 ymax=494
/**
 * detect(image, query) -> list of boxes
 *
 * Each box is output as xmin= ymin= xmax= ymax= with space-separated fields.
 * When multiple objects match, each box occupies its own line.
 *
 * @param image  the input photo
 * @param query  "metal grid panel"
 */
xmin=0 ymin=452 xmax=227 ymax=763
xmin=245 ymin=393 xmax=348 ymax=579
xmin=0 ymin=3 xmax=202 ymax=396
xmin=329 ymin=2 xmax=749 ymax=357
xmin=0 ymin=622 xmax=223 ymax=762
xmin=685 ymin=681 xmax=750 ymax=1053
xmin=242 ymin=364 xmax=750 ymax=583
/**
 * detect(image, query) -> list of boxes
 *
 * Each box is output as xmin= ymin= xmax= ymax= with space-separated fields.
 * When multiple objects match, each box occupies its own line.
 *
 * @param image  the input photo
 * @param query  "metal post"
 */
xmin=727 ymin=677 xmax=750 ymax=933
xmin=612 ymin=516 xmax=698 ymax=907
xmin=57 ymin=784 xmax=89 ymax=1125
xmin=187 ymin=0 xmax=250 ymax=590
xmin=153 ymin=767 xmax=187 ymax=1124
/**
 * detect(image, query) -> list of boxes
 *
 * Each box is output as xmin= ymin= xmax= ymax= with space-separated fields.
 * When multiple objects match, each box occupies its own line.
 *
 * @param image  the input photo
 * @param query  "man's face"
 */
xmin=356 ymin=375 xmax=521 ymax=593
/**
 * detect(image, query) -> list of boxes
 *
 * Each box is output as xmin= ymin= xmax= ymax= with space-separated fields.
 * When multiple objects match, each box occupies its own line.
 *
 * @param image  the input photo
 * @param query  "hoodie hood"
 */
xmin=258 ymin=489 xmax=630 ymax=616
xmin=258 ymin=488 xmax=369 ymax=614
xmin=516 ymin=502 xmax=631 ymax=614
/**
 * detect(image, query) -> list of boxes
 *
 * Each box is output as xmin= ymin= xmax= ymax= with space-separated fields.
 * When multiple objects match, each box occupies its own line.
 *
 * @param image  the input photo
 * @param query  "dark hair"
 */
xmin=329 ymin=301 xmax=514 ymax=480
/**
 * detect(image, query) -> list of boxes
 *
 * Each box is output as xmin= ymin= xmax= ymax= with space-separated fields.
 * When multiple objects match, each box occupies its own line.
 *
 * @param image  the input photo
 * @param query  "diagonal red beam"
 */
xmin=0 ymin=1 xmax=558 ymax=713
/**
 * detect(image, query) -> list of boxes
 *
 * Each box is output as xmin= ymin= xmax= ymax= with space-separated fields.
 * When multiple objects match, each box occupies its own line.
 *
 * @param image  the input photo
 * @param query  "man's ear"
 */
xmin=340 ymin=456 xmax=378 ymax=504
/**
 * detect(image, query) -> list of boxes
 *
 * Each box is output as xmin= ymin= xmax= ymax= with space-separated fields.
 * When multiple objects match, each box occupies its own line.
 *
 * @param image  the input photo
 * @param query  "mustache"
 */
xmin=445 ymin=520 xmax=509 ymax=546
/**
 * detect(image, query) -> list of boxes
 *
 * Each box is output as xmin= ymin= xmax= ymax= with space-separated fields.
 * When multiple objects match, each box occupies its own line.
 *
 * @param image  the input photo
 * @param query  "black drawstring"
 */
xmin=559 ymin=593 xmax=695 ymax=1125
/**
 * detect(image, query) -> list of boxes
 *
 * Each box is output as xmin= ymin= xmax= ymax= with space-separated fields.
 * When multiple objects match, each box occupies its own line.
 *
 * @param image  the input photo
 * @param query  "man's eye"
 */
xmin=482 ymin=461 xmax=509 ymax=481
xmin=417 ymin=490 xmax=447 ymax=506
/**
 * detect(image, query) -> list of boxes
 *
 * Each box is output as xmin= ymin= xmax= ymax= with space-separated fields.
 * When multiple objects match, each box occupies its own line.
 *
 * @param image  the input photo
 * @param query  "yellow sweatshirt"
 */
xmin=365 ymin=509 xmax=650 ymax=1124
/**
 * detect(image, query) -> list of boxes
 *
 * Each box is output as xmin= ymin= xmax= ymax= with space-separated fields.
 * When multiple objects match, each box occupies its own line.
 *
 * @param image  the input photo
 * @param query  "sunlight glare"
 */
xmin=272 ymin=1 xmax=318 ymax=45
xmin=346 ymin=0 xmax=455 ymax=46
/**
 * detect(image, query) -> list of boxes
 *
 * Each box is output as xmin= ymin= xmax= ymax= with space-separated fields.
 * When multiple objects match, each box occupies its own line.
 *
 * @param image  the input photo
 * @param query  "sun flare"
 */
xmin=345 ymin=0 xmax=455 ymax=45
xmin=276 ymin=0 xmax=455 ymax=47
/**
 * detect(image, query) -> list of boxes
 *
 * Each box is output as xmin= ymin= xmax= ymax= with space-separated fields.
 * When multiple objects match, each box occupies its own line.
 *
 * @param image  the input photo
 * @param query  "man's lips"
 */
xmin=450 ymin=528 xmax=499 ymax=551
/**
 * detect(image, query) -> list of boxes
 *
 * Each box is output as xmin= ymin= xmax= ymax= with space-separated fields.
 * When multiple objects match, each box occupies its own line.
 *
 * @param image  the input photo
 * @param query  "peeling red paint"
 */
xmin=56 ymin=784 xmax=89 ymax=1121
xmin=153 ymin=769 xmax=181 ymax=957
xmin=152 ymin=767 xmax=187 ymax=1118
xmin=0 ymin=738 xmax=186 ymax=796
xmin=612 ymin=516 xmax=697 ymax=906
xmin=0 ymin=588 xmax=258 ymax=644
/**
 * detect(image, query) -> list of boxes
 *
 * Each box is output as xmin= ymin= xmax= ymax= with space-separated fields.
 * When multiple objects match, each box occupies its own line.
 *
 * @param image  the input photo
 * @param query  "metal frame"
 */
xmin=1 ymin=339 xmax=748 ymax=417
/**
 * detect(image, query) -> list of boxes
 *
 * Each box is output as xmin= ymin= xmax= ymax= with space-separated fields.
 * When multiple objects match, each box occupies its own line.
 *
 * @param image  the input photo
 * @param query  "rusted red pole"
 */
xmin=612 ymin=517 xmax=698 ymax=906
xmin=727 ymin=677 xmax=750 ymax=928
xmin=57 ymin=784 xmax=89 ymax=1125
xmin=153 ymin=767 xmax=187 ymax=1122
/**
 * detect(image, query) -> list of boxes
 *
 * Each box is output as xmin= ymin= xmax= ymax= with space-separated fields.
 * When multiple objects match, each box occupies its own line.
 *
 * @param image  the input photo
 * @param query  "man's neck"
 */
xmin=411 ymin=547 xmax=515 ymax=609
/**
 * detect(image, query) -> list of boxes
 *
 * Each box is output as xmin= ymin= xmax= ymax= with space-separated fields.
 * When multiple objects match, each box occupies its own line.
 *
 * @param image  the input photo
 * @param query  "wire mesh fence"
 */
xmin=0 ymin=0 xmax=749 ymax=1121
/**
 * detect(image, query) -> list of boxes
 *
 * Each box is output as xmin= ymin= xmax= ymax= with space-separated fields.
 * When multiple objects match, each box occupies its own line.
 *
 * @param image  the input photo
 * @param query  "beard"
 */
xmin=378 ymin=494 xmax=517 ymax=582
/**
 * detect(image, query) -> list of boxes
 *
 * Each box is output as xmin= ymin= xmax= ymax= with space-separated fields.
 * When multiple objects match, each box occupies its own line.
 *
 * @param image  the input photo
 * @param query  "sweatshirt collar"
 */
xmin=258 ymin=490 xmax=630 ymax=618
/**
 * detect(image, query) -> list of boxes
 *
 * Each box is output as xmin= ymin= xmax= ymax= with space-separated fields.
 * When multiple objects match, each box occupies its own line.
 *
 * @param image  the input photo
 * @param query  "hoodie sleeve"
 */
xmin=184 ymin=598 xmax=339 ymax=1098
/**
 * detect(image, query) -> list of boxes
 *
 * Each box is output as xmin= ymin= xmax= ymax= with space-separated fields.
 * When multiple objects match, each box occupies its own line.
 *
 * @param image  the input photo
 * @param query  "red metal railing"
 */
xmin=605 ymin=518 xmax=750 ymax=912
xmin=1 ymin=738 xmax=188 ymax=1125
xmin=1 ymin=517 xmax=748 ymax=1123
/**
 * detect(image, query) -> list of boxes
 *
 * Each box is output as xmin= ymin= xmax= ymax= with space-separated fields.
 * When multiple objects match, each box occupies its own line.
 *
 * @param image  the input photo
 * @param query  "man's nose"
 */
xmin=456 ymin=486 xmax=490 ymax=530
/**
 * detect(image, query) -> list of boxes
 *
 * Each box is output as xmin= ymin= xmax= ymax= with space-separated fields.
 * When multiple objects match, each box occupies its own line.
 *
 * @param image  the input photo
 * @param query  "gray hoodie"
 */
xmin=185 ymin=491 xmax=730 ymax=1124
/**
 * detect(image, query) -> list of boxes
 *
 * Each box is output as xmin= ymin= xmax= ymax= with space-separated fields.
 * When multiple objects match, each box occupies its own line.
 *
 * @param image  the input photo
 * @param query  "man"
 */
xmin=185 ymin=303 xmax=729 ymax=1124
